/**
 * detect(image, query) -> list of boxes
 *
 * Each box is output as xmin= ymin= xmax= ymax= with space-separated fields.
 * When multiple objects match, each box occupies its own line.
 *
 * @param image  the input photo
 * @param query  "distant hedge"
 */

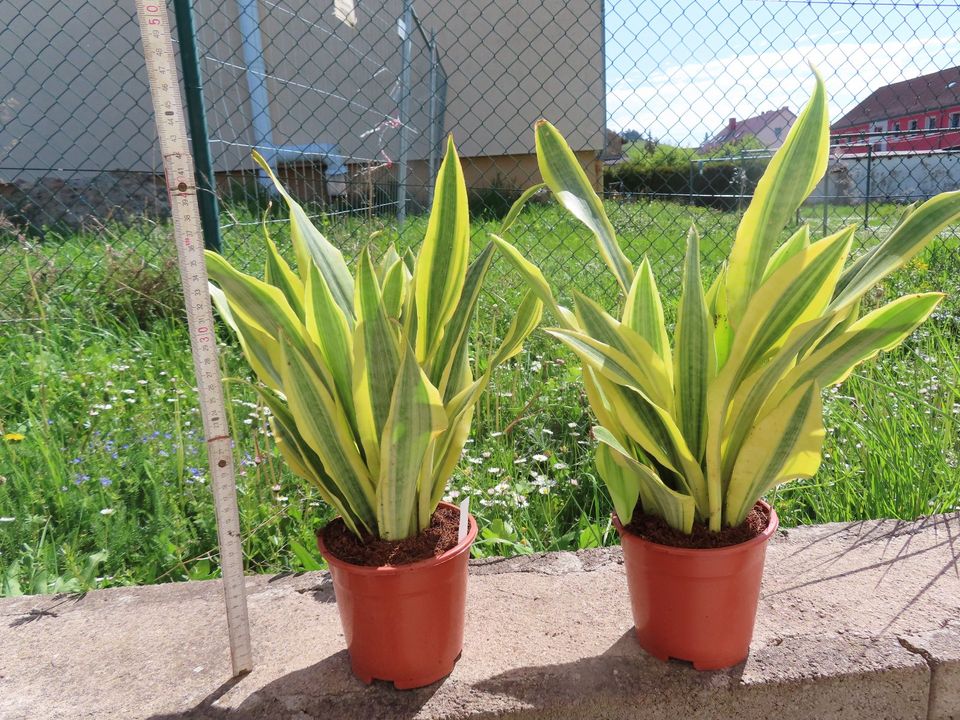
xmin=604 ymin=158 xmax=769 ymax=211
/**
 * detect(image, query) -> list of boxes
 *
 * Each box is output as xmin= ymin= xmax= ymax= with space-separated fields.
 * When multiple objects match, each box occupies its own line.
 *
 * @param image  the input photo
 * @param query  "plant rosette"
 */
xmin=317 ymin=502 xmax=478 ymax=689
xmin=493 ymin=68 xmax=960 ymax=669
xmin=206 ymin=139 xmax=541 ymax=688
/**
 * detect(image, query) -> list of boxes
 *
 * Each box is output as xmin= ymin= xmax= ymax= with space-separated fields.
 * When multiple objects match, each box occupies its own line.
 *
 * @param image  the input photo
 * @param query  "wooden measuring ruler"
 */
xmin=134 ymin=0 xmax=252 ymax=676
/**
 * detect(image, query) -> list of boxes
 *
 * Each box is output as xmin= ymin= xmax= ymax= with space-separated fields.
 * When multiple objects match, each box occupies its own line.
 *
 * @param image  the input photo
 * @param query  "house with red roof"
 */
xmin=831 ymin=66 xmax=960 ymax=154
xmin=698 ymin=107 xmax=797 ymax=153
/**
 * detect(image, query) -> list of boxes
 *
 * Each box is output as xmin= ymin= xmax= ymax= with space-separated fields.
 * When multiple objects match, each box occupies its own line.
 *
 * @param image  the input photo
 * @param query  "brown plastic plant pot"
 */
xmin=316 ymin=503 xmax=478 ymax=690
xmin=612 ymin=500 xmax=779 ymax=671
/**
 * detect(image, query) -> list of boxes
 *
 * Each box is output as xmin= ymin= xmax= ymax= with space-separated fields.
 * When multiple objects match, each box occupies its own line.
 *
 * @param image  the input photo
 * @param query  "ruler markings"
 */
xmin=134 ymin=0 xmax=252 ymax=676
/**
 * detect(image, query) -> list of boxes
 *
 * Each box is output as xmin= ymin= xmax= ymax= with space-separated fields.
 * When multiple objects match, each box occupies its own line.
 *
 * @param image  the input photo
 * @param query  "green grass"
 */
xmin=1 ymin=198 xmax=958 ymax=595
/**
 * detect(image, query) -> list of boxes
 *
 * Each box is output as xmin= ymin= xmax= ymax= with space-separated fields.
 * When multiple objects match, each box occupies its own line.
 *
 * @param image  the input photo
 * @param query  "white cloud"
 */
xmin=608 ymin=36 xmax=960 ymax=146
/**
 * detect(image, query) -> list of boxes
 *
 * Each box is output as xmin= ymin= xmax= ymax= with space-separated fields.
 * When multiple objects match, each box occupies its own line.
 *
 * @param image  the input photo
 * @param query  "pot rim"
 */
xmin=612 ymin=499 xmax=779 ymax=557
xmin=317 ymin=501 xmax=478 ymax=576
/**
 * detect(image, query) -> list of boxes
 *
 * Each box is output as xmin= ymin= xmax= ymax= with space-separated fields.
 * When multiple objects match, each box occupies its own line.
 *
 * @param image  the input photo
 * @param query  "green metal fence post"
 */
xmin=173 ymin=0 xmax=223 ymax=253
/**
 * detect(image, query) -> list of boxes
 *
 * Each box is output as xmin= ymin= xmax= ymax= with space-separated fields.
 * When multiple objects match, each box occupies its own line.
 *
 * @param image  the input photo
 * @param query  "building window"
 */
xmin=928 ymin=116 xmax=938 ymax=130
xmin=893 ymin=122 xmax=901 ymax=132
xmin=774 ymin=126 xmax=783 ymax=139
xmin=909 ymin=119 xmax=918 ymax=132
xmin=951 ymin=113 xmax=960 ymax=129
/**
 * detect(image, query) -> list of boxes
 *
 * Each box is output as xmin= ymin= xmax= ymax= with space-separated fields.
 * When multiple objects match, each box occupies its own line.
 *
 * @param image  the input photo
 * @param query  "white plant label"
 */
xmin=458 ymin=497 xmax=470 ymax=543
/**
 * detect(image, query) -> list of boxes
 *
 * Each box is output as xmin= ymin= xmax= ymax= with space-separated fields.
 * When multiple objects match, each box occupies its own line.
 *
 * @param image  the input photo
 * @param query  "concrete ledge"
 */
xmin=1 ymin=513 xmax=958 ymax=719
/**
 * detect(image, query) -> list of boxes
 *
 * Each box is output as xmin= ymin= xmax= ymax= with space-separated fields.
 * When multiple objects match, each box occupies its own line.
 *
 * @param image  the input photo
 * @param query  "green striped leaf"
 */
xmin=279 ymin=335 xmax=377 ymax=528
xmin=705 ymin=226 xmax=851 ymax=528
xmin=571 ymin=292 xmax=673 ymax=410
xmin=673 ymin=227 xmax=710 ymax=461
xmin=230 ymin=305 xmax=285 ymax=392
xmin=771 ymin=292 xmax=944 ymax=407
xmin=545 ymin=327 xmax=668 ymax=411
xmin=432 ymin=242 xmax=496 ymax=396
xmin=258 ymin=386 xmax=371 ymax=535
xmin=263 ymin=225 xmax=305 ymax=320
xmin=595 ymin=427 xmax=695 ymax=533
xmin=205 ymin=250 xmax=315 ymax=369
xmin=414 ymin=136 xmax=470 ymax=364
xmin=490 ymin=233 xmax=577 ymax=329
xmin=428 ymin=410 xmax=475 ymax=510
xmin=426 ymin=290 xmax=543 ymax=504
xmin=832 ymin=202 xmax=916 ymax=300
xmin=377 ymin=341 xmax=448 ymax=540
xmin=726 ymin=69 xmax=829 ymax=326
xmin=500 ymin=182 xmax=547 ymax=234
xmin=490 ymin=290 xmax=544 ymax=367
xmin=352 ymin=248 xmax=401 ymax=480
xmin=811 ymin=297 xmax=860 ymax=354
xmin=252 ymin=151 xmax=354 ymax=315
xmin=305 ymin=261 xmax=355 ymax=428
xmin=535 ymin=120 xmax=634 ymax=292
xmin=705 ymin=264 xmax=734 ymax=370
xmin=763 ymin=224 xmax=810 ymax=283
xmin=831 ymin=190 xmax=960 ymax=310
xmin=378 ymin=244 xmax=402 ymax=283
xmin=725 ymin=383 xmax=824 ymax=526
xmin=209 ymin=284 xmax=282 ymax=390
xmin=547 ymin=328 xmax=707 ymax=512
xmin=622 ymin=256 xmax=672 ymax=378
xmin=581 ymin=367 xmax=624 ymax=445
xmin=380 ymin=257 xmax=407 ymax=321
xmin=723 ymin=225 xmax=854 ymax=386
xmin=721 ymin=313 xmax=838 ymax=481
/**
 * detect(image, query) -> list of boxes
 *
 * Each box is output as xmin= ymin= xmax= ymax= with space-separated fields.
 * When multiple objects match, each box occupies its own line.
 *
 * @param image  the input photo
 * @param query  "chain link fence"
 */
xmin=3 ymin=0 xmax=960 ymax=322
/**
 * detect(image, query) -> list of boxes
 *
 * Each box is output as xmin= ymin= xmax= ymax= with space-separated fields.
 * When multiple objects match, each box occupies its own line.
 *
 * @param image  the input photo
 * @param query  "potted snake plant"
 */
xmin=493 ymin=70 xmax=959 ymax=669
xmin=206 ymin=138 xmax=542 ymax=689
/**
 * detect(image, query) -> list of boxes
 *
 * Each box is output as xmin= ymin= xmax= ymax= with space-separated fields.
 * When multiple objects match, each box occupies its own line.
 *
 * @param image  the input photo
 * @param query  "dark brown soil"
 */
xmin=624 ymin=502 xmax=771 ymax=549
xmin=321 ymin=506 xmax=461 ymax=567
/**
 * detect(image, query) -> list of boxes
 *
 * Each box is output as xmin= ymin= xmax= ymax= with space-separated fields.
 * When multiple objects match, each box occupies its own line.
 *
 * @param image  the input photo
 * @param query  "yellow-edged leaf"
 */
xmin=414 ymin=136 xmax=469 ymax=364
xmin=763 ymin=224 xmax=810 ymax=283
xmin=252 ymin=150 xmax=354 ymax=314
xmin=352 ymin=248 xmax=401 ymax=480
xmin=726 ymin=69 xmax=829 ymax=326
xmin=263 ymin=224 xmax=305 ymax=320
xmin=535 ymin=120 xmax=633 ymax=292
xmin=500 ymin=182 xmax=547 ymax=234
xmin=704 ymin=225 xmax=850 ymax=529
xmin=432 ymin=242 xmax=495 ymax=395
xmin=673 ymin=226 xmax=710 ymax=461
xmin=377 ymin=341 xmax=448 ymax=539
xmin=279 ymin=334 xmax=377 ymax=524
xmin=721 ymin=313 xmax=838 ymax=481
xmin=770 ymin=292 xmax=944 ymax=408
xmin=490 ymin=233 xmax=577 ymax=329
xmin=623 ymin=256 xmax=672 ymax=378
xmin=831 ymin=190 xmax=960 ymax=310
xmin=595 ymin=427 xmax=695 ymax=533
xmin=725 ymin=383 xmax=824 ymax=526
xmin=209 ymin=284 xmax=282 ymax=390
xmin=260 ymin=387 xmax=371 ymax=535
xmin=305 ymin=261 xmax=355 ymax=427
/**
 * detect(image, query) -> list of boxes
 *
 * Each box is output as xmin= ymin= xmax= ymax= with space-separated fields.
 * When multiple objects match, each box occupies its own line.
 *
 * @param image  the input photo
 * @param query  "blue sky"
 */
xmin=605 ymin=0 xmax=960 ymax=145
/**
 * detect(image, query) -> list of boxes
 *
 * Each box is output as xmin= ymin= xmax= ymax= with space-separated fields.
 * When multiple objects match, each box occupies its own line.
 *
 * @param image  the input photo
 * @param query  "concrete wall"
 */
xmin=1 ymin=0 xmax=605 ymax=183
xmin=0 ymin=1 xmax=156 ymax=181
xmin=420 ymin=0 xmax=605 ymax=160
xmin=1 ymin=514 xmax=958 ymax=719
